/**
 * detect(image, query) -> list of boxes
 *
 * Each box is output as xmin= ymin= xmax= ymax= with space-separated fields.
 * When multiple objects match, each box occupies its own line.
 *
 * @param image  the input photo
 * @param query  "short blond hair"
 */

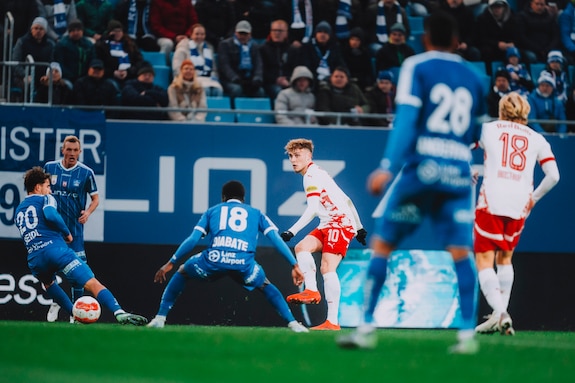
xmin=62 ymin=135 xmax=81 ymax=149
xmin=285 ymin=138 xmax=314 ymax=153
xmin=499 ymin=92 xmax=530 ymax=124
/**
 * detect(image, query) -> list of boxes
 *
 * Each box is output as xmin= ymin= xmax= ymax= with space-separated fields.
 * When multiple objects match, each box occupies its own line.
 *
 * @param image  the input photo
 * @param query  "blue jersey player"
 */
xmin=44 ymin=135 xmax=99 ymax=322
xmin=14 ymin=167 xmax=147 ymax=326
xmin=147 ymin=180 xmax=309 ymax=332
xmin=337 ymin=11 xmax=485 ymax=354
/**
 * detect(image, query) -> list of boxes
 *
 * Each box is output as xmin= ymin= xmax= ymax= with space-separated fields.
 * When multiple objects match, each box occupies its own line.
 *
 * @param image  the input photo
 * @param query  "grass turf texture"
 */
xmin=0 ymin=321 xmax=573 ymax=383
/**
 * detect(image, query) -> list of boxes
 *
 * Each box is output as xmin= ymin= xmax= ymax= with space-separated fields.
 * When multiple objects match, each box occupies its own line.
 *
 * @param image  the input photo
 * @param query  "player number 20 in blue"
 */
xmin=219 ymin=206 xmax=248 ymax=232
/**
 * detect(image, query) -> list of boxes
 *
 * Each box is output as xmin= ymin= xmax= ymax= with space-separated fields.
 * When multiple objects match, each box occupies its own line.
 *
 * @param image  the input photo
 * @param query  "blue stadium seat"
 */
xmin=206 ymin=96 xmax=234 ymax=122
xmin=407 ymin=32 xmax=424 ymax=54
xmin=142 ymin=51 xmax=168 ymax=66
xmin=234 ymin=97 xmax=274 ymax=124
xmin=490 ymin=61 xmax=505 ymax=77
xmin=530 ymin=63 xmax=546 ymax=83
xmin=408 ymin=16 xmax=424 ymax=33
xmin=152 ymin=65 xmax=171 ymax=89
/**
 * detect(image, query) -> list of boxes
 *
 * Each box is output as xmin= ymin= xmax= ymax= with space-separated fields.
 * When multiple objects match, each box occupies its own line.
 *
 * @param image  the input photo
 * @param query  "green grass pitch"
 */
xmin=0 ymin=321 xmax=573 ymax=383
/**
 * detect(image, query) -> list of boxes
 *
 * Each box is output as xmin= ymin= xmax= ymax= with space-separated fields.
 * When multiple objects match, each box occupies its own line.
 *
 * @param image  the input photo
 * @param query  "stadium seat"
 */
xmin=408 ymin=16 xmax=424 ymax=33
xmin=206 ymin=96 xmax=234 ymax=122
xmin=388 ymin=66 xmax=400 ymax=85
xmin=468 ymin=61 xmax=488 ymax=76
xmin=530 ymin=63 xmax=546 ymax=83
xmin=490 ymin=61 xmax=504 ymax=77
xmin=234 ymin=97 xmax=274 ymax=124
xmin=152 ymin=65 xmax=171 ymax=89
xmin=142 ymin=51 xmax=168 ymax=67
xmin=407 ymin=32 xmax=424 ymax=54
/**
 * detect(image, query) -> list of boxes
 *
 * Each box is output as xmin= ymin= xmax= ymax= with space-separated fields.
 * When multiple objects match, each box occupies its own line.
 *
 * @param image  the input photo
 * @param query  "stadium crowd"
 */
xmin=1 ymin=0 xmax=574 ymax=133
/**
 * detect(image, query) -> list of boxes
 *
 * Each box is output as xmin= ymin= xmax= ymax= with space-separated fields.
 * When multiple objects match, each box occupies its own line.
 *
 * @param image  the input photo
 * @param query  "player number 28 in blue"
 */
xmin=428 ymin=84 xmax=473 ymax=136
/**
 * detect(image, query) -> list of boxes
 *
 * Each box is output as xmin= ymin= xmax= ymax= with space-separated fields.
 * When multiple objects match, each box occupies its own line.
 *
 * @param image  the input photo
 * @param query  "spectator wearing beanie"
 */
xmin=364 ymin=70 xmax=396 ymax=127
xmin=374 ymin=23 xmax=415 ymax=73
xmin=487 ymin=69 xmax=512 ymax=117
xmin=121 ymin=61 xmax=169 ymax=120
xmin=54 ymin=19 xmax=96 ymax=86
xmin=527 ymin=71 xmax=567 ymax=133
xmin=341 ymin=26 xmax=374 ymax=92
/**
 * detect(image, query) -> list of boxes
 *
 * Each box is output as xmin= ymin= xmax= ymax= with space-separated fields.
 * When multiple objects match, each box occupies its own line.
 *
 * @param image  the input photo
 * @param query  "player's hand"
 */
xmin=153 ymin=262 xmax=174 ymax=283
xmin=356 ymin=228 xmax=367 ymax=246
xmin=64 ymin=234 xmax=73 ymax=243
xmin=78 ymin=210 xmax=90 ymax=224
xmin=367 ymin=169 xmax=393 ymax=195
xmin=281 ymin=231 xmax=294 ymax=242
xmin=291 ymin=264 xmax=304 ymax=286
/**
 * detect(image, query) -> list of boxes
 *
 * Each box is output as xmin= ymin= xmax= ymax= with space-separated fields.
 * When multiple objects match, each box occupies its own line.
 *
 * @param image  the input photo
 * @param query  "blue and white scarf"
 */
xmin=109 ymin=41 xmax=131 ymax=70
xmin=336 ymin=0 xmax=351 ymax=39
xmin=376 ymin=1 xmax=403 ymax=44
xmin=127 ymin=0 xmax=154 ymax=39
xmin=292 ymin=0 xmax=313 ymax=43
xmin=234 ymin=37 xmax=253 ymax=78
xmin=53 ymin=0 xmax=67 ymax=37
xmin=189 ymin=40 xmax=213 ymax=77
xmin=313 ymin=39 xmax=331 ymax=80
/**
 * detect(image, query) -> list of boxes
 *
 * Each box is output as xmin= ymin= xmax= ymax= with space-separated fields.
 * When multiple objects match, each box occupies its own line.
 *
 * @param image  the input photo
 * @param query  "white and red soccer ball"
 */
xmin=72 ymin=296 xmax=101 ymax=324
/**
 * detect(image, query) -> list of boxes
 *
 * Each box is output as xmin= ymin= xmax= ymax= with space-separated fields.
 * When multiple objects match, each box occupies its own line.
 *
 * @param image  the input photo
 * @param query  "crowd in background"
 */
xmin=1 ymin=0 xmax=574 ymax=132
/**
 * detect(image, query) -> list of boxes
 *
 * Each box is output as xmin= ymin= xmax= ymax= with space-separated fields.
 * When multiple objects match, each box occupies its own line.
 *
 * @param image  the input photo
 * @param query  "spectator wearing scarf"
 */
xmin=172 ymin=23 xmax=223 ymax=97
xmin=39 ymin=0 xmax=78 ymax=42
xmin=366 ymin=0 xmax=410 ymax=55
xmin=114 ymin=0 xmax=160 ymax=52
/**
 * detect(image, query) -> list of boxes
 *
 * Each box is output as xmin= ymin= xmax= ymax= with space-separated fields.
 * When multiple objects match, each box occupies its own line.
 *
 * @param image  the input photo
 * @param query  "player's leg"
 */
xmin=286 ymin=235 xmax=322 ymax=304
xmin=475 ymin=249 xmax=505 ymax=333
xmin=71 ymin=251 xmax=87 ymax=304
xmin=311 ymin=251 xmax=343 ymax=330
xmin=43 ymin=279 xmax=74 ymax=317
xmin=495 ymin=250 xmax=514 ymax=311
xmin=258 ymin=280 xmax=309 ymax=333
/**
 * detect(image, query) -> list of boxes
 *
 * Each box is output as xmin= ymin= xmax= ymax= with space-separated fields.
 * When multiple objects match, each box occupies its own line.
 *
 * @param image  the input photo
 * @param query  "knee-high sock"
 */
xmin=363 ymin=256 xmax=388 ymax=324
xmin=46 ymin=283 xmax=73 ymax=316
xmin=72 ymin=253 xmax=87 ymax=304
xmin=496 ymin=264 xmax=514 ymax=310
xmin=296 ymin=251 xmax=317 ymax=291
xmin=96 ymin=288 xmax=122 ymax=315
xmin=323 ymin=272 xmax=340 ymax=324
xmin=454 ymin=257 xmax=478 ymax=331
xmin=262 ymin=284 xmax=296 ymax=323
xmin=478 ymin=268 xmax=506 ymax=315
xmin=157 ymin=272 xmax=187 ymax=317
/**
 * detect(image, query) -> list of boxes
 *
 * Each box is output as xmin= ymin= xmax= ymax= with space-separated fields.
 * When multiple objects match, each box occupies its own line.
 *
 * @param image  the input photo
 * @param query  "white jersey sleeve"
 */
xmin=476 ymin=120 xmax=557 ymax=219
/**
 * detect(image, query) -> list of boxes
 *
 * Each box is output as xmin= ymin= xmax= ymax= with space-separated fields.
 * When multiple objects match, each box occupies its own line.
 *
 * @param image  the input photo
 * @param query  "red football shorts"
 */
xmin=474 ymin=209 xmax=526 ymax=253
xmin=309 ymin=226 xmax=355 ymax=257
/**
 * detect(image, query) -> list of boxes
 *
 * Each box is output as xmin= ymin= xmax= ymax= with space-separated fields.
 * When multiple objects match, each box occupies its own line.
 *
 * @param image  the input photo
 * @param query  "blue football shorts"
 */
xmin=28 ymin=245 xmax=95 ymax=288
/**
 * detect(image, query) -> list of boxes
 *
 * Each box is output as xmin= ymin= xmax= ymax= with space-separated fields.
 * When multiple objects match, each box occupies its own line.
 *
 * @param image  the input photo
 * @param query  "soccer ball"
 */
xmin=72 ymin=296 xmax=101 ymax=324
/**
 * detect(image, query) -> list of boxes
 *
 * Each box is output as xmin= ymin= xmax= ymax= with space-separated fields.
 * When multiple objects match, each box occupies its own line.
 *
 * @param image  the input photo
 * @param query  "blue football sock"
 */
xmin=96 ymin=288 xmax=122 ymax=314
xmin=364 ymin=256 xmax=388 ymax=324
xmin=262 ymin=284 xmax=296 ymax=323
xmin=454 ymin=256 xmax=478 ymax=331
xmin=157 ymin=271 xmax=187 ymax=317
xmin=46 ymin=283 xmax=73 ymax=315
xmin=71 ymin=287 xmax=84 ymax=304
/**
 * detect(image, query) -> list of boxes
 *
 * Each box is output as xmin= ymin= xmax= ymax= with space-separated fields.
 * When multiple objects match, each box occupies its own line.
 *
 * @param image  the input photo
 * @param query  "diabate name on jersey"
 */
xmin=211 ymin=235 xmax=249 ymax=251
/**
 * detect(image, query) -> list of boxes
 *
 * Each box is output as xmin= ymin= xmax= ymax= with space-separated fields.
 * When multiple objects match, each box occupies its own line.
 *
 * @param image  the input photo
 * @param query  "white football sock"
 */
xmin=478 ymin=268 xmax=506 ymax=315
xmin=323 ymin=271 xmax=340 ymax=324
xmin=496 ymin=264 xmax=514 ymax=310
xmin=296 ymin=251 xmax=317 ymax=291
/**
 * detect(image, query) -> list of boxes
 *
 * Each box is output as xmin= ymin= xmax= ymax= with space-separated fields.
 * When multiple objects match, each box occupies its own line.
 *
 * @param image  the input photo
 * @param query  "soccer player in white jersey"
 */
xmin=474 ymin=92 xmax=560 ymax=335
xmin=281 ymin=138 xmax=367 ymax=331
xmin=337 ymin=11 xmax=486 ymax=353
xmin=43 ymin=135 xmax=100 ymax=322
xmin=147 ymin=181 xmax=308 ymax=333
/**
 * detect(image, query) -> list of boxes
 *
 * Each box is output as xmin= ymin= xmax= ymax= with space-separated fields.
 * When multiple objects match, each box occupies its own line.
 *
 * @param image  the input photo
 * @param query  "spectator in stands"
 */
xmin=544 ymin=50 xmax=569 ymax=103
xmin=437 ymin=0 xmax=482 ymax=61
xmin=365 ymin=0 xmax=411 ymax=55
xmin=487 ymin=69 xmax=512 ymax=117
xmin=121 ymin=62 xmax=169 ymax=120
xmin=36 ymin=61 xmax=72 ymax=104
xmin=217 ymin=20 xmax=266 ymax=101
xmin=114 ymin=0 xmax=160 ymax=52
xmin=72 ymin=58 xmax=120 ymax=111
xmin=150 ymin=0 xmax=198 ymax=56
xmin=274 ymin=65 xmax=317 ymax=125
xmin=475 ymin=0 xmax=519 ymax=66
xmin=12 ymin=17 xmax=55 ymax=99
xmin=54 ymin=19 xmax=95 ymax=87
xmin=505 ymin=46 xmax=534 ymax=96
xmin=374 ymin=23 xmax=415 ymax=72
xmin=233 ymin=0 xmax=288 ymax=42
xmin=39 ymin=0 xmax=78 ymax=42
xmin=296 ymin=21 xmax=347 ymax=88
xmin=516 ymin=0 xmax=561 ymax=63
xmin=559 ymin=0 xmax=575 ymax=65
xmin=527 ymin=71 xmax=567 ymax=133
xmin=76 ymin=0 xmax=115 ymax=43
xmin=95 ymin=19 xmax=144 ymax=90
xmin=341 ymin=27 xmax=374 ymax=92
xmin=315 ymin=66 xmax=369 ymax=126
xmin=0 ymin=1 xmax=42 ymax=47
xmin=167 ymin=59 xmax=207 ymax=122
xmin=194 ymin=0 xmax=236 ymax=50
xmin=259 ymin=19 xmax=299 ymax=100
xmin=364 ymin=70 xmax=395 ymax=127
xmin=172 ymin=23 xmax=223 ymax=97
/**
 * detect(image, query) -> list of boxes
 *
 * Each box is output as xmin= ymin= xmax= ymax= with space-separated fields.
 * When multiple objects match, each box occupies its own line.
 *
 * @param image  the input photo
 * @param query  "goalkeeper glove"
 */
xmin=356 ymin=228 xmax=367 ymax=246
xmin=281 ymin=231 xmax=294 ymax=242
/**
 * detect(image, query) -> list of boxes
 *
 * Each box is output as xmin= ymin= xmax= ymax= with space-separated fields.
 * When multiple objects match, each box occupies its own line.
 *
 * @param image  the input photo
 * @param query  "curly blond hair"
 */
xmin=499 ymin=92 xmax=530 ymax=124
xmin=284 ymin=138 xmax=314 ymax=154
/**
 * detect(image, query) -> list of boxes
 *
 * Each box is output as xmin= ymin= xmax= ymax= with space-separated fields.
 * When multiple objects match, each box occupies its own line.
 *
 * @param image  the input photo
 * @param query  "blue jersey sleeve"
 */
xmin=43 ymin=195 xmax=70 ymax=236
xmin=381 ymin=103 xmax=420 ymax=175
xmin=170 ymin=229 xmax=203 ymax=264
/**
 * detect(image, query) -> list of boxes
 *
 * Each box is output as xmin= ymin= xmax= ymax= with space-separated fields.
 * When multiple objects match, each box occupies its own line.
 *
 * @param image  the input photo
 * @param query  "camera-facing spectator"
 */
xmin=364 ymin=70 xmax=395 ymax=127
xmin=36 ymin=61 xmax=72 ymax=104
xmin=167 ymin=59 xmax=207 ymax=122
xmin=72 ymin=58 xmax=120 ymax=113
xmin=121 ymin=62 xmax=169 ymax=120
xmin=274 ymin=65 xmax=317 ymax=125
xmin=54 ymin=19 xmax=95 ymax=87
